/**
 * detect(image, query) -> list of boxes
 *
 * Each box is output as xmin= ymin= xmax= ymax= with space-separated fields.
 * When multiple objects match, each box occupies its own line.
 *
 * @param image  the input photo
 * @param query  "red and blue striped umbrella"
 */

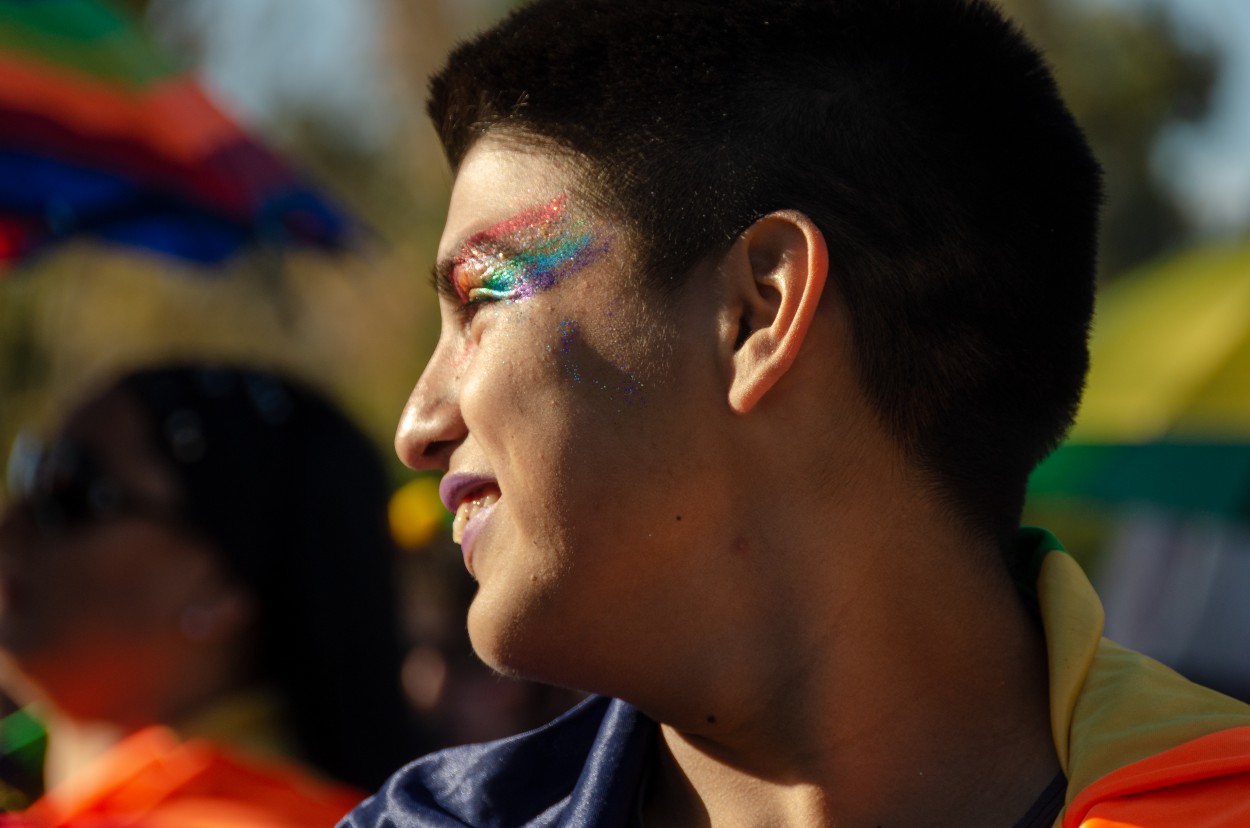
xmin=0 ymin=0 xmax=356 ymax=268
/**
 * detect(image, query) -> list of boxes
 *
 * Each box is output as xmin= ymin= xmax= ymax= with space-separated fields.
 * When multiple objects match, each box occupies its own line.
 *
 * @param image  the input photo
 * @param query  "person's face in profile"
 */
xmin=396 ymin=138 xmax=733 ymax=689
xmin=0 ymin=391 xmax=231 ymax=714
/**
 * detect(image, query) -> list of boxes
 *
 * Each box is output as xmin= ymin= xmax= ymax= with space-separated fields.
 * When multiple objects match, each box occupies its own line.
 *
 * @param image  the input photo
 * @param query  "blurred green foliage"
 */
xmin=1000 ymin=0 xmax=1219 ymax=280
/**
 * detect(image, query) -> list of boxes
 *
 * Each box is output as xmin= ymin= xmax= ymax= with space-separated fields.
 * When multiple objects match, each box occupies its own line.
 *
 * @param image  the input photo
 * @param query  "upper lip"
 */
xmin=438 ymin=472 xmax=499 ymax=513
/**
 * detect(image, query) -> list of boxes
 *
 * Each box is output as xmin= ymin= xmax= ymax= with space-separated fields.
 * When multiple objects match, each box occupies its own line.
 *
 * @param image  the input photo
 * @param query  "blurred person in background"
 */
xmin=0 ymin=363 xmax=422 ymax=826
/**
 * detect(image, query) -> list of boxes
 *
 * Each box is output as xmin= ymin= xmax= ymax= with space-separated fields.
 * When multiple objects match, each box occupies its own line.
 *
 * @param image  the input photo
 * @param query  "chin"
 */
xmin=465 ymin=594 xmax=529 ymax=678
xmin=465 ymin=595 xmax=592 ymax=690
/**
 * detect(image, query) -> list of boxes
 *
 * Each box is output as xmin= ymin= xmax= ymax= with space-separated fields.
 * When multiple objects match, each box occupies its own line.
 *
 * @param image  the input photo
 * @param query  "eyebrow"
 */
xmin=430 ymin=195 xmax=571 ymax=300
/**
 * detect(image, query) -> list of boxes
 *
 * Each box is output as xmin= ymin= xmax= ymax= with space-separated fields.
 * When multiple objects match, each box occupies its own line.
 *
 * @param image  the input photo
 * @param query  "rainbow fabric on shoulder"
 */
xmin=1025 ymin=528 xmax=1250 ymax=826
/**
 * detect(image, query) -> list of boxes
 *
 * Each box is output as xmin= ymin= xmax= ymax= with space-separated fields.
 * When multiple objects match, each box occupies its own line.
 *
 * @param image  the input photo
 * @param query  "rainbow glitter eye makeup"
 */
xmin=447 ymin=194 xmax=607 ymax=308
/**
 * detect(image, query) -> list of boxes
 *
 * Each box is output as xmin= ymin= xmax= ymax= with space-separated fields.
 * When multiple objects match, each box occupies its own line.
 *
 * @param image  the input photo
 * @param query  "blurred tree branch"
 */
xmin=999 ymin=0 xmax=1219 ymax=280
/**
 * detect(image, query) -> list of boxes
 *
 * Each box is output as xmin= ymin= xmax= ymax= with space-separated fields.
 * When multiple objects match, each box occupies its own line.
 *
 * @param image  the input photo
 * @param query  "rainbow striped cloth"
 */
xmin=0 ymin=0 xmax=355 ymax=268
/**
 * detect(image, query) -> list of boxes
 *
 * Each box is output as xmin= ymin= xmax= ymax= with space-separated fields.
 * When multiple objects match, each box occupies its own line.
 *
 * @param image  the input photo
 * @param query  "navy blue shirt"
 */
xmin=340 ymin=696 xmax=654 ymax=827
xmin=342 ymin=694 xmax=1066 ymax=827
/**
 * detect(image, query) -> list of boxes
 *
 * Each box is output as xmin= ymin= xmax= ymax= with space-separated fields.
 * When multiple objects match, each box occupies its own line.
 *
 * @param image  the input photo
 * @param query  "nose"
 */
xmin=395 ymin=337 xmax=467 ymax=471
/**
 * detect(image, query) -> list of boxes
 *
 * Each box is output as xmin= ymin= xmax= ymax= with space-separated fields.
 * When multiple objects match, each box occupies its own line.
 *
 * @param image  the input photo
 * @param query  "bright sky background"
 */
xmin=148 ymin=0 xmax=402 ymax=151
xmin=162 ymin=0 xmax=1250 ymax=238
xmin=1116 ymin=0 xmax=1250 ymax=235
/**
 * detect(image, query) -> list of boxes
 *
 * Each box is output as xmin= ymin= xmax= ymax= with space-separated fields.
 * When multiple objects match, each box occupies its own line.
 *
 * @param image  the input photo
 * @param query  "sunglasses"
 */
xmin=4 ymin=432 xmax=182 ymax=535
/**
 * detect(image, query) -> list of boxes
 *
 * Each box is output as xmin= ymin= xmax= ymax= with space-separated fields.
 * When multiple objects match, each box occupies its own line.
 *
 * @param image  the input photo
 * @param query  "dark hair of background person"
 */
xmin=427 ymin=0 xmax=1104 ymax=556
xmin=117 ymin=364 xmax=420 ymax=791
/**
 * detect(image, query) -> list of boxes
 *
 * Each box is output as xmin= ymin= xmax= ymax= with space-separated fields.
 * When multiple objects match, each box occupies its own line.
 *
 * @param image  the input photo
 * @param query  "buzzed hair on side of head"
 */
xmin=428 ymin=0 xmax=1103 ymax=554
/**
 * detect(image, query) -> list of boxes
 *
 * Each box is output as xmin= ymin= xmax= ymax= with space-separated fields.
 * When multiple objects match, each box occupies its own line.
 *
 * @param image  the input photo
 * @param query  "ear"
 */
xmin=721 ymin=210 xmax=829 ymax=413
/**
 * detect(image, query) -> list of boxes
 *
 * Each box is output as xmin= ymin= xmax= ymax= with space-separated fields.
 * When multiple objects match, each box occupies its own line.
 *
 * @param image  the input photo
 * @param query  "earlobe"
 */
xmin=725 ymin=211 xmax=829 ymax=413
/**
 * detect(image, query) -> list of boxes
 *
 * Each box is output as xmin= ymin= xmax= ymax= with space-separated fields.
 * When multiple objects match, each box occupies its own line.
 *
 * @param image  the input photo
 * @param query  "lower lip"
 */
xmin=460 ymin=498 xmax=500 ymax=576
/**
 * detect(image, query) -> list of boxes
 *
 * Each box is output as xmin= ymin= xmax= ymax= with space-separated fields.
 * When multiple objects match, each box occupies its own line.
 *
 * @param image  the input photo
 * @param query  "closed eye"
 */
xmin=430 ymin=260 xmax=506 ymax=319
xmin=429 ymin=194 xmax=603 ymax=315
xmin=457 ymin=245 xmax=530 ymax=305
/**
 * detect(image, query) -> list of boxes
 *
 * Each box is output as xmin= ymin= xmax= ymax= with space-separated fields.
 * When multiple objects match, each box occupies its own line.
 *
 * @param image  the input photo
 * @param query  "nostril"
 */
xmin=420 ymin=439 xmax=459 ymax=469
xmin=396 ymin=427 xmax=461 ymax=471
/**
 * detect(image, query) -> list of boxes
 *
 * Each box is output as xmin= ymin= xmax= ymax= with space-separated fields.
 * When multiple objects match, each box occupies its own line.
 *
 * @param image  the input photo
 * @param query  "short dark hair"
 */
xmin=428 ymin=0 xmax=1102 ymax=550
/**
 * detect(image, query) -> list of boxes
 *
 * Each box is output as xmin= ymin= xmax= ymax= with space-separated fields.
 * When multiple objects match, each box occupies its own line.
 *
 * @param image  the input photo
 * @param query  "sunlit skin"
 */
xmin=396 ymin=137 xmax=1061 ymax=828
xmin=438 ymin=193 xmax=610 ymax=546
xmin=400 ymin=140 xmax=733 ymax=692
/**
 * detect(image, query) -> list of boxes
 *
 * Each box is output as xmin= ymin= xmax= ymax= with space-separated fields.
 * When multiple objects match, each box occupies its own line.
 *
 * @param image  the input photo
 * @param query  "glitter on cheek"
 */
xmin=558 ymin=319 xmax=582 ymax=384
xmin=619 ymin=376 xmax=645 ymax=405
xmin=555 ymin=318 xmax=646 ymax=409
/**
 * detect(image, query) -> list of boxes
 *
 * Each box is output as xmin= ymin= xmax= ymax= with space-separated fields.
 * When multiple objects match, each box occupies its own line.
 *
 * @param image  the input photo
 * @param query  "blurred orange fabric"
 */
xmin=0 ymin=725 xmax=365 ymax=828
xmin=1064 ymin=726 xmax=1250 ymax=828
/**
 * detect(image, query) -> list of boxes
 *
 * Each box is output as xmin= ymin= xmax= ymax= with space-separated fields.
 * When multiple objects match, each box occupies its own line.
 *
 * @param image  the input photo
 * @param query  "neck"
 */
xmin=639 ymin=505 xmax=1058 ymax=827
